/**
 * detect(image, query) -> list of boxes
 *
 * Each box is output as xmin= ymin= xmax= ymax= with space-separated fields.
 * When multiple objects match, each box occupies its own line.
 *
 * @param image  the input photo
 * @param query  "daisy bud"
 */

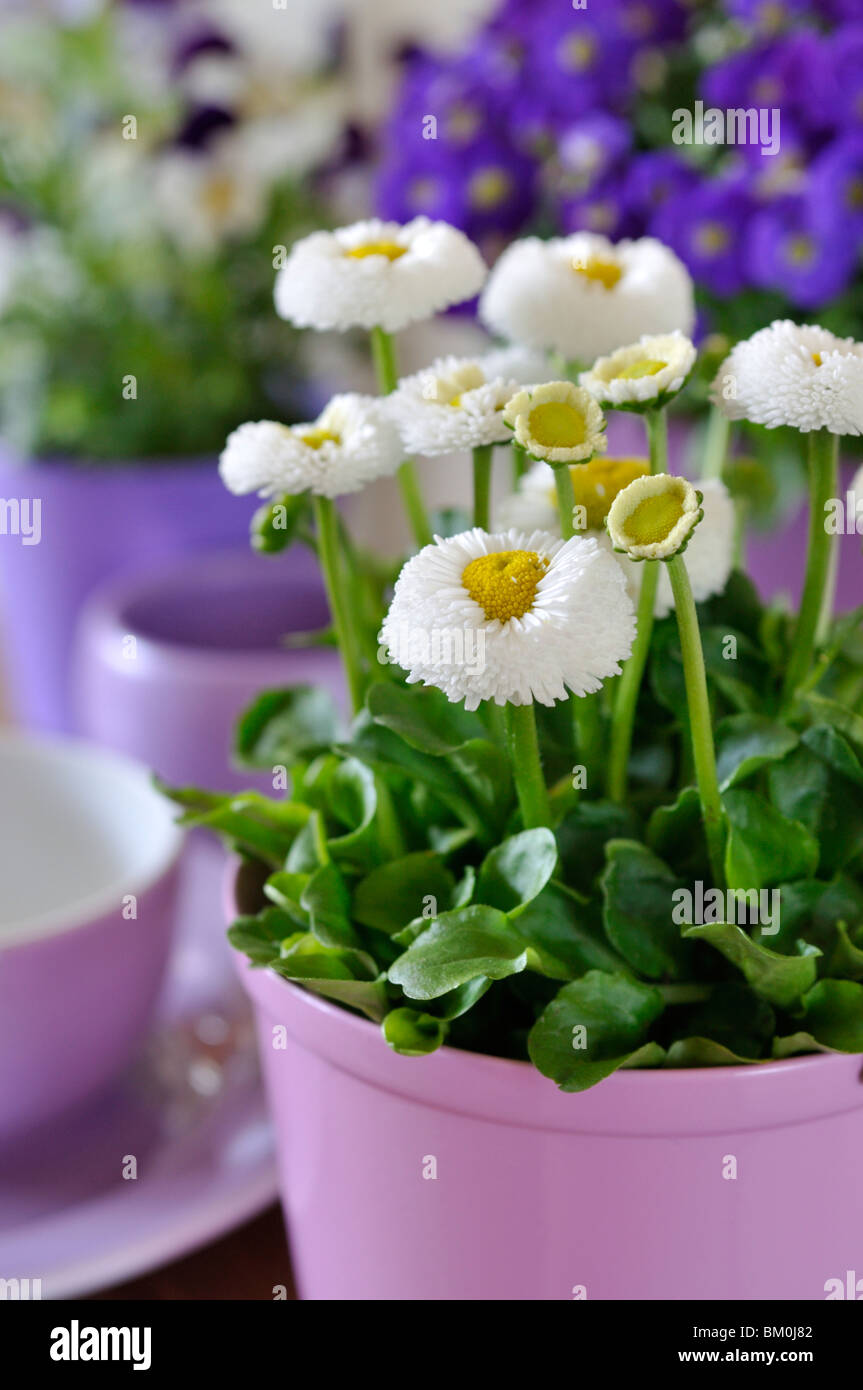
xmin=606 ymin=473 xmax=703 ymax=562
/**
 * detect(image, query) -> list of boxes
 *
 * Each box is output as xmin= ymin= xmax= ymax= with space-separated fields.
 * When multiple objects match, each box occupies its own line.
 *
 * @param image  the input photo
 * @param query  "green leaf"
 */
xmin=382 ymin=1008 xmax=449 ymax=1056
xmin=368 ymin=681 xmax=483 ymax=755
xmin=768 ymin=740 xmax=863 ymax=875
xmin=802 ymin=724 xmax=863 ymax=788
xmin=802 ymin=694 xmax=863 ymax=756
xmin=714 ymin=714 xmax=799 ymax=791
xmin=824 ymin=922 xmax=863 ymax=981
xmin=601 ymin=840 xmax=691 ymax=979
xmin=300 ymin=862 xmax=359 ymax=949
xmin=447 ymin=738 xmax=514 ymax=830
xmin=263 ymin=871 xmax=311 ymax=929
xmin=272 ymin=935 xmax=387 ymax=1021
xmin=476 ymin=829 xmax=558 ymax=915
xmin=647 ymin=787 xmax=709 ymax=881
xmin=771 ymin=1031 xmax=834 ymax=1059
xmin=527 ymin=972 xmax=665 ymax=1092
xmin=800 ymin=979 xmax=863 ymax=1051
xmin=556 ymin=801 xmax=640 ymax=895
xmin=664 ymin=1037 xmax=762 ymax=1067
xmin=326 ymin=759 xmax=381 ymax=867
xmin=388 ymin=905 xmax=528 ymax=1000
xmin=512 ymin=883 xmax=626 ymax=980
xmin=683 ymin=921 xmax=819 ymax=1008
xmin=723 ymin=788 xmax=818 ymax=889
xmin=667 ymin=981 xmax=775 ymax=1059
xmin=234 ymin=685 xmax=340 ymax=769
xmin=227 ymin=907 xmax=293 ymax=966
xmin=353 ymin=853 xmax=455 ymax=935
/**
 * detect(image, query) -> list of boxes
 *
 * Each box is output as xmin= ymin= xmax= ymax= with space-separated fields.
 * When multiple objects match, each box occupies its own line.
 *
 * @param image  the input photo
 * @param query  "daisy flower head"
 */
xmin=606 ymin=473 xmax=703 ymax=562
xmin=273 ymin=217 xmax=488 ymax=334
xmin=479 ymin=232 xmax=695 ymax=362
xmin=645 ymin=480 xmax=735 ymax=617
xmin=711 ymin=321 xmax=863 ymax=435
xmin=504 ymin=382 xmax=607 ymax=466
xmin=388 ymin=351 xmax=539 ymax=456
xmin=219 ymin=394 xmax=403 ymax=500
xmin=580 ymin=332 xmax=697 ymax=411
xmin=495 ymin=456 xmax=649 ymax=533
xmin=379 ymin=527 xmax=636 ymax=709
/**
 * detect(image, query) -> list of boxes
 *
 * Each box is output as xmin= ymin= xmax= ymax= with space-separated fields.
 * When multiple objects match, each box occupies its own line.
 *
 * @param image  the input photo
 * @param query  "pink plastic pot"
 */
xmin=231 ymin=875 xmax=863 ymax=1300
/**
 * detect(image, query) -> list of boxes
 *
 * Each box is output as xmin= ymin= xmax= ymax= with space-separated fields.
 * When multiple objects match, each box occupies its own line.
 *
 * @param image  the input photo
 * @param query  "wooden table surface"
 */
xmin=95 ymin=1206 xmax=297 ymax=1301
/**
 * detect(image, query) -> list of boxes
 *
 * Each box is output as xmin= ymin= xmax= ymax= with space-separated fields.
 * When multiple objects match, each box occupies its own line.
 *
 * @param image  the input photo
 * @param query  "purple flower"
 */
xmin=703 ymin=33 xmax=825 ymax=135
xmin=521 ymin=6 xmax=640 ymax=120
xmin=652 ymin=177 xmax=753 ymax=296
xmin=624 ymin=150 xmax=698 ymax=226
xmin=720 ymin=0 xmax=820 ymax=31
xmin=810 ymin=134 xmax=863 ymax=239
xmin=376 ymin=136 xmax=537 ymax=244
xmin=174 ymin=104 xmax=234 ymax=150
xmin=813 ymin=24 xmax=863 ymax=130
xmin=557 ymin=173 xmax=633 ymax=241
xmin=749 ymin=194 xmax=858 ymax=308
xmin=549 ymin=112 xmax=631 ymax=199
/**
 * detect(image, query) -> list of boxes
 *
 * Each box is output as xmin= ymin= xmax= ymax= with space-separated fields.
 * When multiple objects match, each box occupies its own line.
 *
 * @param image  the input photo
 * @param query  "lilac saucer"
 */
xmin=0 ymin=835 xmax=278 ymax=1298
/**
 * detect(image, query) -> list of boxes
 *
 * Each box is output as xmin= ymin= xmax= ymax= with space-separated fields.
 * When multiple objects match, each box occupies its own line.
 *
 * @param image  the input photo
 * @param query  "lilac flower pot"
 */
xmin=0 ymin=734 xmax=183 ymax=1146
xmin=0 ymin=447 xmax=257 ymax=734
xmin=234 ymin=915 xmax=863 ymax=1300
xmin=73 ymin=548 xmax=346 ymax=792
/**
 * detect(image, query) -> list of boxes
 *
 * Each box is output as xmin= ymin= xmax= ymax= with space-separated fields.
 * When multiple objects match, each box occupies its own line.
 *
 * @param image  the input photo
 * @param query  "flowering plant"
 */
xmin=166 ymin=219 xmax=863 ymax=1092
xmin=0 ymin=1 xmax=342 ymax=461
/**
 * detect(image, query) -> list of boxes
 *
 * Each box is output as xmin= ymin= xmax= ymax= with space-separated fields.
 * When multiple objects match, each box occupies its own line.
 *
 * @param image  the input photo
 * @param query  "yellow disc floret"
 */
xmin=571 ymin=254 xmax=622 ymax=290
xmin=623 ymin=490 xmax=686 ymax=547
xmin=299 ymin=428 xmax=341 ymax=449
xmin=462 ymin=549 xmax=548 ymax=622
xmin=615 ymin=358 xmax=667 ymax=381
xmin=568 ymin=456 xmax=650 ymax=530
xmin=528 ymin=401 xmax=587 ymax=450
xmin=345 ymin=242 xmax=407 ymax=261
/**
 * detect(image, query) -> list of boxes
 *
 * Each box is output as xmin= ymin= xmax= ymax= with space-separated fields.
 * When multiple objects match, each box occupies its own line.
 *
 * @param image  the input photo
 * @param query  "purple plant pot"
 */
xmin=73 ymin=548 xmax=346 ymax=792
xmin=0 ymin=447 xmax=257 ymax=734
xmin=606 ymin=415 xmax=863 ymax=612
xmin=0 ymin=734 xmax=183 ymax=1146
xmin=233 ymin=910 xmax=863 ymax=1299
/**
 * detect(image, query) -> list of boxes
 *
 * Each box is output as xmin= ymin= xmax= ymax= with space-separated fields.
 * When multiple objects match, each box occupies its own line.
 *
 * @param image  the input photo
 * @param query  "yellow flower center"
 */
xmin=462 ymin=549 xmax=548 ymax=622
xmin=812 ymin=351 xmax=823 ymax=367
xmin=528 ymin=401 xmax=586 ymax=449
xmin=787 ymin=235 xmax=815 ymax=266
xmin=469 ymin=167 xmax=512 ymax=210
xmin=202 ymin=174 xmax=237 ymax=219
xmin=559 ymin=34 xmax=597 ymax=72
xmin=572 ymin=254 xmax=622 ymax=290
xmin=566 ymin=456 xmax=650 ymax=530
xmin=345 ymin=241 xmax=406 ymax=261
xmin=695 ymin=222 xmax=730 ymax=255
xmin=299 ymin=428 xmax=341 ymax=449
xmin=623 ymin=490 xmax=685 ymax=547
xmin=615 ymin=358 xmax=667 ymax=381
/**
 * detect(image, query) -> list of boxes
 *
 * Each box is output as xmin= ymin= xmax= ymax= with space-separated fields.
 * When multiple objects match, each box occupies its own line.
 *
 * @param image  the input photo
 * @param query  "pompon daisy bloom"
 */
xmin=379 ymin=527 xmax=636 ymax=709
xmin=219 ymin=395 xmax=403 ymax=500
xmin=580 ymin=332 xmax=697 ymax=411
xmin=607 ymin=473 xmax=703 ymax=562
xmin=711 ymin=321 xmax=863 ymax=435
xmin=503 ymin=382 xmax=607 ymax=465
xmin=273 ymin=217 xmax=488 ymax=334
xmin=388 ymin=351 xmax=541 ymax=456
xmin=479 ymin=232 xmax=695 ymax=362
xmin=495 ymin=456 xmax=649 ymax=533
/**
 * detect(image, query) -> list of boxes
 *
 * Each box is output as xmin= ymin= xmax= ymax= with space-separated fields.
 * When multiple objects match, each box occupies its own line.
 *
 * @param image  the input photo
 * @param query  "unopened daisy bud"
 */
xmin=273 ymin=217 xmax=488 ymax=334
xmin=606 ymin=473 xmax=703 ymax=561
xmin=580 ymin=332 xmax=696 ymax=412
xmin=503 ymin=381 xmax=607 ymax=466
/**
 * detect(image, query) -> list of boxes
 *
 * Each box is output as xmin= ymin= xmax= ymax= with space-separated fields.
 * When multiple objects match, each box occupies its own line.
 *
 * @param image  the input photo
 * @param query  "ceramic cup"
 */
xmin=0 ymin=734 xmax=183 ymax=1144
xmin=72 ymin=547 xmax=345 ymax=793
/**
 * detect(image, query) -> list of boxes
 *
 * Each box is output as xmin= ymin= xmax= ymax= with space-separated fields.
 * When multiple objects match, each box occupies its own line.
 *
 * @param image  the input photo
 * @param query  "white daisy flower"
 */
xmin=607 ymin=473 xmax=702 ymax=561
xmin=388 ymin=350 xmax=541 ymax=456
xmin=379 ymin=527 xmax=636 ymax=709
xmin=274 ymin=217 xmax=488 ymax=334
xmin=504 ymin=382 xmax=607 ymax=465
xmin=494 ymin=456 xmax=649 ymax=533
xmin=479 ymin=232 xmax=695 ymax=362
xmin=711 ymin=321 xmax=863 ymax=435
xmin=580 ymin=332 xmax=697 ymax=410
xmin=219 ymin=394 xmax=403 ymax=500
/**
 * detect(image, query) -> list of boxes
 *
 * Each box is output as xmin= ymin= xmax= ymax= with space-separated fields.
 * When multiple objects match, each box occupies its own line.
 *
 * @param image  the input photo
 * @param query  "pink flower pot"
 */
xmin=232 ymin=884 xmax=863 ymax=1300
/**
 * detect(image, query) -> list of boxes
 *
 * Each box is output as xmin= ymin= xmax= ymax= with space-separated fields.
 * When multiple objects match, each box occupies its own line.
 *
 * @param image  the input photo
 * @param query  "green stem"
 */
xmin=313 ymin=496 xmax=365 ymax=714
xmin=667 ymin=553 xmax=725 ymax=888
xmin=473 ymin=444 xmax=493 ymax=530
xmin=505 ymin=703 xmax=551 ymax=830
xmin=483 ymin=699 xmax=508 ymax=749
xmin=607 ymin=561 xmax=659 ymax=802
xmin=512 ymin=441 xmax=528 ymax=485
xmin=574 ymin=693 xmax=602 ymax=794
xmin=701 ymin=404 xmax=731 ymax=482
xmin=605 ymin=405 xmax=667 ymax=802
xmin=370 ymin=325 xmax=432 ymax=548
xmin=554 ymin=464 xmax=576 ymax=539
xmin=781 ymin=429 xmax=839 ymax=709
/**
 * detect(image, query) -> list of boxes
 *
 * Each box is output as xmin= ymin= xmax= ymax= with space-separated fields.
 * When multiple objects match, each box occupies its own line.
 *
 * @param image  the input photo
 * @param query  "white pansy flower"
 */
xmin=389 ymin=350 xmax=541 ymax=455
xmin=153 ymin=128 xmax=269 ymax=255
xmin=607 ymin=473 xmax=702 ymax=561
xmin=274 ymin=217 xmax=487 ymax=334
xmin=380 ymin=527 xmax=636 ymax=709
xmin=711 ymin=321 xmax=863 ymax=435
xmin=220 ymin=394 xmax=403 ymax=500
xmin=479 ymin=232 xmax=695 ymax=361
xmin=504 ymin=381 xmax=606 ymax=465
xmin=580 ymin=332 xmax=697 ymax=410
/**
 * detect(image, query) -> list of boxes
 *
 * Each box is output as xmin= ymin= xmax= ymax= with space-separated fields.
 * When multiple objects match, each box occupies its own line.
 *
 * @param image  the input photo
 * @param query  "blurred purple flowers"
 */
xmin=376 ymin=0 xmax=863 ymax=315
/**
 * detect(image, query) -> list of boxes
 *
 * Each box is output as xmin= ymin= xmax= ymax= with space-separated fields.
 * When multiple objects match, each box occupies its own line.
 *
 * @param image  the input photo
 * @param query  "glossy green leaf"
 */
xmin=527 ymin=971 xmax=665 ymax=1092
xmin=723 ymin=788 xmax=818 ymax=889
xmin=235 ymin=685 xmax=340 ymax=769
xmin=388 ymin=905 xmax=528 ymax=1000
xmin=683 ymin=921 xmax=819 ymax=1008
xmin=601 ymin=840 xmax=691 ymax=979
xmin=300 ymin=862 xmax=358 ymax=949
xmin=714 ymin=714 xmax=798 ymax=791
xmin=382 ymin=1008 xmax=449 ymax=1056
xmin=476 ymin=828 xmax=558 ymax=915
xmin=800 ymin=979 xmax=863 ymax=1051
xmin=353 ymin=853 xmax=455 ymax=935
